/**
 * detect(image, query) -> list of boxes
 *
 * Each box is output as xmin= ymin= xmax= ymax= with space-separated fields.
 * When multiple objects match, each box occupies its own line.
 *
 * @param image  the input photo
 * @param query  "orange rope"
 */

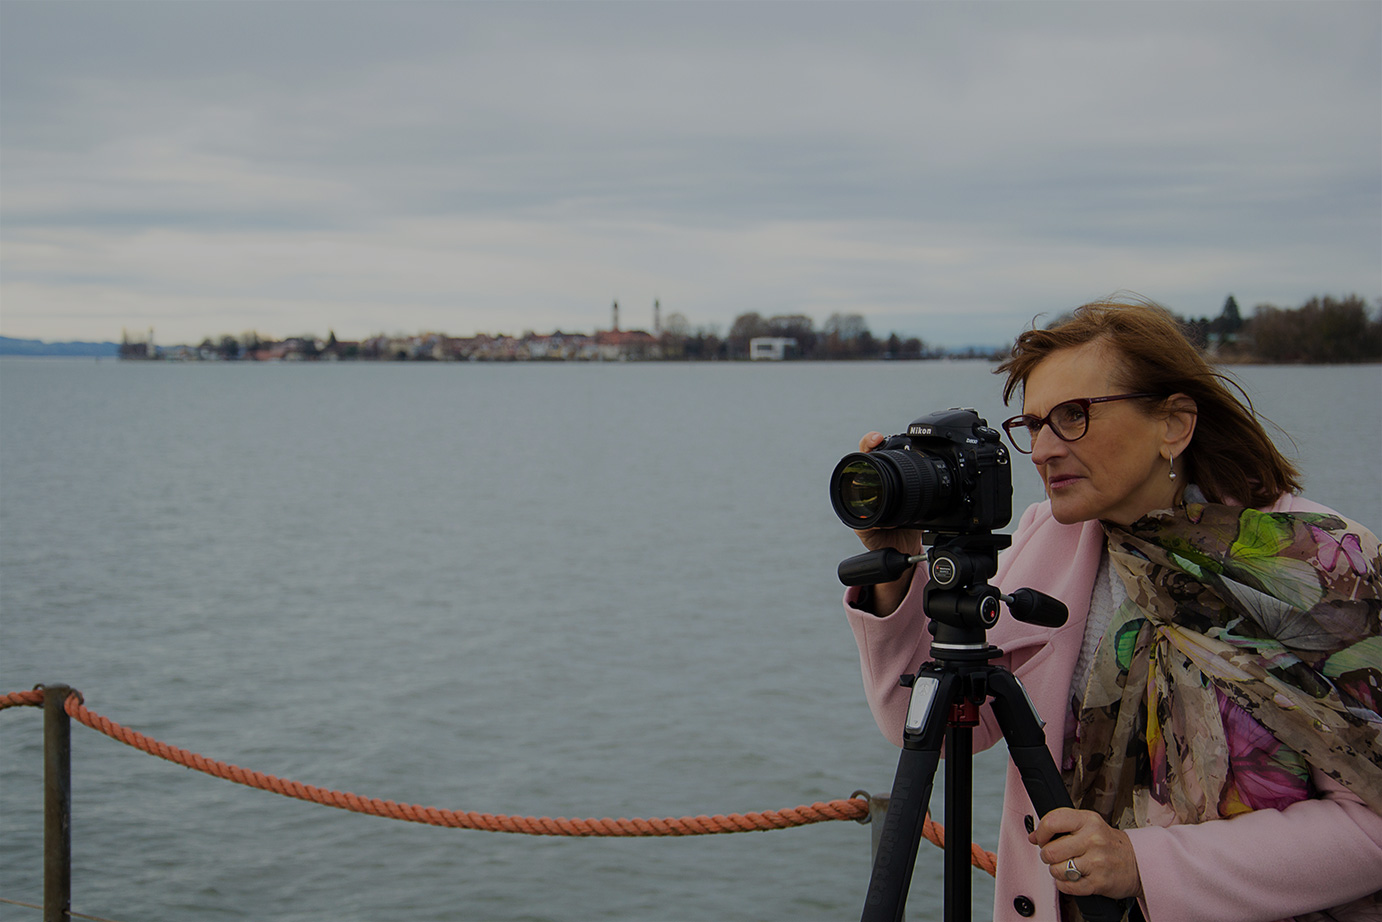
xmin=3 ymin=686 xmax=997 ymax=874
xmin=1 ymin=689 xmax=45 ymax=709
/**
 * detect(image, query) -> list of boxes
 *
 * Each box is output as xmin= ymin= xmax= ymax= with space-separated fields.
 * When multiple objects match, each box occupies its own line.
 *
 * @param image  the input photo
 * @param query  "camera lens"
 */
xmin=830 ymin=448 xmax=953 ymax=530
xmin=835 ymin=458 xmax=886 ymax=521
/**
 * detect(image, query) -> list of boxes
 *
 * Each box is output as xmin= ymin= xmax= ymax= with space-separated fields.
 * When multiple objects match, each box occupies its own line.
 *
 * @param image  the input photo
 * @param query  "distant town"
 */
xmin=113 ymin=300 xmax=978 ymax=363
xmin=2 ymin=294 xmax=1377 ymax=363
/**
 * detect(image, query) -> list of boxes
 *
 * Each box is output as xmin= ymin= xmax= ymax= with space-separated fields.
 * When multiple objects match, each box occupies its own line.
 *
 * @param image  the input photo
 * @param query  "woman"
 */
xmin=844 ymin=300 xmax=1382 ymax=921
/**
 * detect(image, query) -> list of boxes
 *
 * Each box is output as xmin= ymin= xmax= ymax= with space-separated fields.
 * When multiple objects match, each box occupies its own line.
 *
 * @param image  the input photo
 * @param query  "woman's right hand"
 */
xmin=851 ymin=432 xmax=926 ymax=615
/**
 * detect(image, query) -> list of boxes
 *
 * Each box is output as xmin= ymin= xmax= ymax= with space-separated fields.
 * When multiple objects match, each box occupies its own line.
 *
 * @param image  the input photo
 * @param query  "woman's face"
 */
xmin=1021 ymin=341 xmax=1189 ymax=526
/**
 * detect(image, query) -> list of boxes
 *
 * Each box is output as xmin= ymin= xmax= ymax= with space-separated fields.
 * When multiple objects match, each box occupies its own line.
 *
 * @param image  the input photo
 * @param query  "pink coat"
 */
xmin=845 ymin=496 xmax=1382 ymax=921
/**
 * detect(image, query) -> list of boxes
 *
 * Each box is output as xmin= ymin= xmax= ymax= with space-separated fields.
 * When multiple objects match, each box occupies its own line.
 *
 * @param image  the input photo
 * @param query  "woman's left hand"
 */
xmin=1029 ymin=808 xmax=1143 ymax=900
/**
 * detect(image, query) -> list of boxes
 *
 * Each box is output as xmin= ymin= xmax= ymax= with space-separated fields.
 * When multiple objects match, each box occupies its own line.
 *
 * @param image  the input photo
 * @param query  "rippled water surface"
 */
xmin=2 ymin=358 xmax=1377 ymax=921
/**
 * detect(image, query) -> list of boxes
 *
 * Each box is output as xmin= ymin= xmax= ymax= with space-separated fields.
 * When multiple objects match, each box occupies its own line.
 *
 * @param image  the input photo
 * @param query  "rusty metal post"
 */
xmin=866 ymin=793 xmax=890 ymax=862
xmin=855 ymin=791 xmax=904 ymax=921
xmin=42 ymin=684 xmax=72 ymax=922
xmin=871 ymin=794 xmax=906 ymax=922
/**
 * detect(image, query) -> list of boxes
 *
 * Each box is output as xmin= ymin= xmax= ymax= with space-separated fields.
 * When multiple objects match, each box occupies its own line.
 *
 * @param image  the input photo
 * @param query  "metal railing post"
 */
xmin=864 ymin=793 xmax=903 ymax=922
xmin=42 ymin=684 xmax=72 ymax=922
xmin=866 ymin=793 xmax=890 ymax=860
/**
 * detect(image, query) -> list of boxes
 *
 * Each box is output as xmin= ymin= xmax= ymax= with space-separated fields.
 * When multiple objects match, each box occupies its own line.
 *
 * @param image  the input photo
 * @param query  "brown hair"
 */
xmin=995 ymin=297 xmax=1301 ymax=507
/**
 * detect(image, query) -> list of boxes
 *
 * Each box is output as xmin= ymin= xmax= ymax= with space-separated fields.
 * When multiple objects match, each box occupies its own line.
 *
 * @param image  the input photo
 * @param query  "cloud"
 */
xmin=2 ymin=1 xmax=1378 ymax=345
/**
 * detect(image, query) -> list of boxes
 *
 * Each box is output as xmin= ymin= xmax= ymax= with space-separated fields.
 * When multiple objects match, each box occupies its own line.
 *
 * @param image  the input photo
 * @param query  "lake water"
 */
xmin=2 ymin=358 xmax=1378 ymax=922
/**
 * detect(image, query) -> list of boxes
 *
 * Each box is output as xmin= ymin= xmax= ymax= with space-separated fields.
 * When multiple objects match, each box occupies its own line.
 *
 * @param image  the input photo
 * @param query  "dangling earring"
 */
xmin=1168 ymin=451 xmax=1178 ymax=481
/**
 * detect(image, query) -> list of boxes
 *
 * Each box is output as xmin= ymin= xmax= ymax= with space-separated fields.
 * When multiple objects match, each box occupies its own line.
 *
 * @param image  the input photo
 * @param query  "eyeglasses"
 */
xmin=1001 ymin=393 xmax=1160 ymax=454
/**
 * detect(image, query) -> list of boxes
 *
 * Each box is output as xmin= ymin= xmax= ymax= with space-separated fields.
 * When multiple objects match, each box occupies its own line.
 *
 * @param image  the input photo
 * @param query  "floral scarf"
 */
xmin=1063 ymin=502 xmax=1381 ymax=918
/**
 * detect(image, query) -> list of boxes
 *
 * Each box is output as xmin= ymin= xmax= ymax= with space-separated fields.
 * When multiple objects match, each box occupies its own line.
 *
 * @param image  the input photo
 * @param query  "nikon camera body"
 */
xmin=830 ymin=407 xmax=1012 ymax=535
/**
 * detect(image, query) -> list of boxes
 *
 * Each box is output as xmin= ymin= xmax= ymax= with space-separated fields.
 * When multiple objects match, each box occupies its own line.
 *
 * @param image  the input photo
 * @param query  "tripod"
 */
xmin=841 ymin=535 xmax=1125 ymax=922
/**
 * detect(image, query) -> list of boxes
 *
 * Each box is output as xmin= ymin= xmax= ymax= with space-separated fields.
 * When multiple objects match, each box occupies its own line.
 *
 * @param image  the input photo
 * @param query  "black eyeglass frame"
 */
xmin=1001 ymin=392 xmax=1161 ymax=454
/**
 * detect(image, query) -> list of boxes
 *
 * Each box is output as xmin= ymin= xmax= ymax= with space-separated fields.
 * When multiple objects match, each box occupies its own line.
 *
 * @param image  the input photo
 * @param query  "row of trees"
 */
xmin=1240 ymin=295 xmax=1381 ymax=363
xmin=1183 ymin=295 xmax=1380 ymax=363
xmin=644 ymin=311 xmax=906 ymax=360
xmin=718 ymin=296 xmax=1382 ymax=363
xmin=669 ymin=296 xmax=1382 ymax=363
xmin=712 ymin=312 xmax=932 ymax=360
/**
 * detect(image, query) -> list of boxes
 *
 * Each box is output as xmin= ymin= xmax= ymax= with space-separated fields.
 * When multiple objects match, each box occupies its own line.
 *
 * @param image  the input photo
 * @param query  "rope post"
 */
xmin=865 ymin=793 xmax=890 ymax=865
xmin=42 ymin=684 xmax=73 ymax=922
xmin=863 ymin=794 xmax=904 ymax=922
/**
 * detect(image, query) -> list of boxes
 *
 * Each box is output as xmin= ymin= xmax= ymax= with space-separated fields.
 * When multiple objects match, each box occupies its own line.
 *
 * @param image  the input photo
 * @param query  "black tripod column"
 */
xmin=943 ymin=700 xmax=980 ymax=922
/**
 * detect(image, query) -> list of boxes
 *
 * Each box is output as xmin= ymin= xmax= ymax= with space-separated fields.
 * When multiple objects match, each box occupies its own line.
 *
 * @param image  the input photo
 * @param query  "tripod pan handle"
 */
xmin=838 ymin=549 xmax=919 ymax=586
xmin=1004 ymin=587 xmax=1068 ymax=627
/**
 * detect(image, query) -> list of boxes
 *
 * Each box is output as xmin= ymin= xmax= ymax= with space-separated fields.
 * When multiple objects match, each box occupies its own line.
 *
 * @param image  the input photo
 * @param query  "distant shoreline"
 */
xmin=3 ymin=350 xmax=1377 ymax=367
xmin=0 ymin=336 xmax=120 ymax=358
xmin=8 ymin=294 xmax=1379 ymax=363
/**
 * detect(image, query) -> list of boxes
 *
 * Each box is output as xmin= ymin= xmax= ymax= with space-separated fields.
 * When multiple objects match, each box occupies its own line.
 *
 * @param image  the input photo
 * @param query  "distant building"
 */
xmin=749 ymin=337 xmax=798 ymax=361
xmin=522 ymin=331 xmax=592 ymax=360
xmin=595 ymin=329 xmax=660 ymax=361
xmin=320 ymin=338 xmax=361 ymax=361
xmin=118 ymin=327 xmax=157 ymax=360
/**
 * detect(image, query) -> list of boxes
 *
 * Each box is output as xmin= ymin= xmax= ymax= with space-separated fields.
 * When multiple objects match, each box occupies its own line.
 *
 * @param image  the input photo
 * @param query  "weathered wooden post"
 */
xmin=42 ymin=683 xmax=73 ymax=922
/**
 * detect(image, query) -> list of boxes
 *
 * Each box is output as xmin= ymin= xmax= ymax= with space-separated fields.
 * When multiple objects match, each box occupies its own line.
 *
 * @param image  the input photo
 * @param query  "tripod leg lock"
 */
xmin=903 ymin=675 xmax=942 ymax=736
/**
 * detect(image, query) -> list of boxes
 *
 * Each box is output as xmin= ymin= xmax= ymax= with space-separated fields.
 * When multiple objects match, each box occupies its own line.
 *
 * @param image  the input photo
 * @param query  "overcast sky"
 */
xmin=2 ymin=1 xmax=1379 ymax=347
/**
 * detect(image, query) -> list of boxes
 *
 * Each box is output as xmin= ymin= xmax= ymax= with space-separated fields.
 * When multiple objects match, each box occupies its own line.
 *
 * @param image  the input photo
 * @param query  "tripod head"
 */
xmin=837 ymin=530 xmax=1068 ymax=651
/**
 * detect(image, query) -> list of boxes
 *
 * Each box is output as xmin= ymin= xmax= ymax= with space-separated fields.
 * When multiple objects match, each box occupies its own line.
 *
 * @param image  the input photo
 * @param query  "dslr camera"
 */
xmin=829 ymin=408 xmax=1012 ymax=535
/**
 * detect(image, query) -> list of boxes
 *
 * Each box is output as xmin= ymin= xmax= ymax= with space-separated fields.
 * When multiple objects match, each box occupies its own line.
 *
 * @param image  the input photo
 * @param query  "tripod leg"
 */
xmin=861 ymin=670 xmax=958 ymax=922
xmin=986 ymin=670 xmax=1128 ymax=922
